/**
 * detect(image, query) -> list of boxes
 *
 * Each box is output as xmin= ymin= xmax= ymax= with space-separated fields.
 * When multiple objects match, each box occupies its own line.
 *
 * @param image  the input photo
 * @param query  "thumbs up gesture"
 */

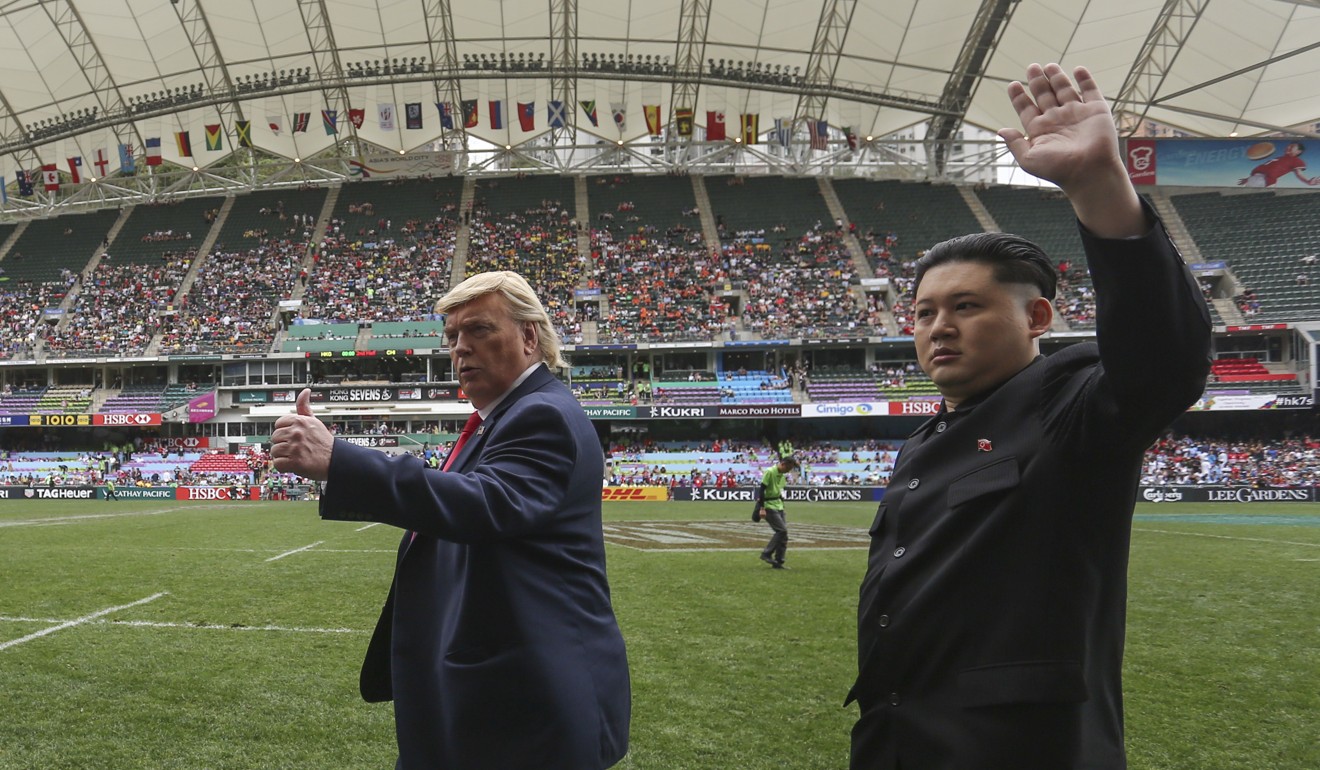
xmin=270 ymin=388 xmax=334 ymax=481
xmin=295 ymin=387 xmax=314 ymax=417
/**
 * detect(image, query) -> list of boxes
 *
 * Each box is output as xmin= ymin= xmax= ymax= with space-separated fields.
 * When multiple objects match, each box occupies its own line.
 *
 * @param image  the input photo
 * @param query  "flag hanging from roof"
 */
xmin=740 ymin=114 xmax=758 ymax=144
xmin=406 ymin=103 xmax=422 ymax=129
xmin=810 ymin=120 xmax=828 ymax=151
xmin=547 ymin=101 xmax=566 ymax=128
xmin=488 ymin=100 xmax=505 ymax=130
xmin=15 ymin=169 xmax=33 ymax=196
xmin=610 ymin=102 xmax=626 ymax=132
xmin=675 ymin=108 xmax=693 ymax=138
xmin=322 ymin=110 xmax=338 ymax=135
xmin=235 ymin=121 xmax=253 ymax=148
xmin=349 ymin=108 xmax=366 ymax=129
xmin=0 ymin=177 xmax=5 ymax=204
xmin=643 ymin=105 xmax=661 ymax=136
xmin=774 ymin=118 xmax=791 ymax=148
xmin=517 ymin=102 xmax=535 ymax=131
xmin=580 ymin=100 xmax=598 ymax=127
xmin=378 ymin=103 xmax=396 ymax=131
xmin=145 ymin=137 xmax=163 ymax=166
xmin=845 ymin=126 xmax=858 ymax=150
xmin=119 ymin=143 xmax=137 ymax=174
xmin=267 ymin=115 xmax=283 ymax=136
xmin=66 ymin=157 xmax=83 ymax=183
xmin=706 ymin=111 xmax=726 ymax=141
xmin=42 ymin=164 xmax=59 ymax=191
xmin=205 ymin=124 xmax=223 ymax=151
xmin=293 ymin=113 xmax=310 ymax=133
xmin=461 ymin=100 xmax=479 ymax=128
xmin=437 ymin=102 xmax=454 ymax=130
xmin=176 ymin=131 xmax=193 ymax=157
xmin=93 ymin=148 xmax=111 ymax=177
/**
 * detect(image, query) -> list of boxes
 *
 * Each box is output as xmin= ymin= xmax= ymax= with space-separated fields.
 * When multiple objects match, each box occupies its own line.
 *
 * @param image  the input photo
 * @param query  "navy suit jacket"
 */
xmin=320 ymin=364 xmax=630 ymax=770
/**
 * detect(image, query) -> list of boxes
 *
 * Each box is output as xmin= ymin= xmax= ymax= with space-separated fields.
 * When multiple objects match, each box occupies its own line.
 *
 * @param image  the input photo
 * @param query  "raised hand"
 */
xmin=270 ymin=388 xmax=334 ymax=481
xmin=999 ymin=63 xmax=1144 ymax=238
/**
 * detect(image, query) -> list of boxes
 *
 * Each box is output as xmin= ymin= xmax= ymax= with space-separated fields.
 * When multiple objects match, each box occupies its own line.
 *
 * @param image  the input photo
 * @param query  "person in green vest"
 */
xmin=777 ymin=438 xmax=794 ymax=460
xmin=104 ymin=477 xmax=119 ymax=502
xmin=753 ymin=456 xmax=799 ymax=569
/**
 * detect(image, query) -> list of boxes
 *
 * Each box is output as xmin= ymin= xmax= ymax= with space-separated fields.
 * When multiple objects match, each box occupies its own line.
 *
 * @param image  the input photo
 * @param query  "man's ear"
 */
xmin=1026 ymin=296 xmax=1054 ymax=339
xmin=522 ymin=321 xmax=539 ymax=354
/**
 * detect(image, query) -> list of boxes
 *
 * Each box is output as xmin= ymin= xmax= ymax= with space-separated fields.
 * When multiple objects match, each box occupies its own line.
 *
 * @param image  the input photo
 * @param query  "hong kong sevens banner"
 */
xmin=1125 ymin=138 xmax=1320 ymax=189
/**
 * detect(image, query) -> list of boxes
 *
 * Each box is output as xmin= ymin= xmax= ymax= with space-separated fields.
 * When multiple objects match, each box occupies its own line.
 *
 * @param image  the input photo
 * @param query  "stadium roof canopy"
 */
xmin=0 ymin=0 xmax=1317 ymax=175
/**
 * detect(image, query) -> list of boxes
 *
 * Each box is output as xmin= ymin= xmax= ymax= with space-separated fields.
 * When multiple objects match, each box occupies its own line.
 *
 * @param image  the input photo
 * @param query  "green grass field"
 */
xmin=1 ymin=498 xmax=1316 ymax=769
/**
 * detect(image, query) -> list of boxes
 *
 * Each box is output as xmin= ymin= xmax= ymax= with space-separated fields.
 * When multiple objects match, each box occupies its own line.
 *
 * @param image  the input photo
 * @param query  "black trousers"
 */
xmin=761 ymin=508 xmax=787 ymax=563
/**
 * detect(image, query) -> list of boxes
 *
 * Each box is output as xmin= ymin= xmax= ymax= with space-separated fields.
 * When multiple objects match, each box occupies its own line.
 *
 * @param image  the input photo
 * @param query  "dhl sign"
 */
xmin=601 ymin=486 xmax=669 ymax=502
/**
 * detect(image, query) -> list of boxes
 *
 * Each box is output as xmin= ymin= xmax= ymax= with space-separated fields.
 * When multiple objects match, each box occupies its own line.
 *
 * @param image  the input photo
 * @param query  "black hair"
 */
xmin=913 ymin=232 xmax=1057 ymax=300
xmin=779 ymin=457 xmax=800 ymax=470
xmin=1288 ymin=142 xmax=1305 ymax=155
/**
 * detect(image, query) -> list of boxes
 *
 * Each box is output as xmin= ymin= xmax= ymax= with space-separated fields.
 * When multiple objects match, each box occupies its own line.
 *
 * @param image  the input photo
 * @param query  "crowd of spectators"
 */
xmin=0 ymin=280 xmax=67 ymax=359
xmin=465 ymin=196 xmax=583 ymax=343
xmin=298 ymin=203 xmax=456 ymax=324
xmin=726 ymin=223 xmax=882 ymax=339
xmin=1142 ymin=434 xmax=1319 ymax=488
xmin=591 ymin=224 xmax=730 ymax=342
xmin=158 ymin=218 xmax=311 ymax=354
xmin=44 ymin=253 xmax=192 ymax=357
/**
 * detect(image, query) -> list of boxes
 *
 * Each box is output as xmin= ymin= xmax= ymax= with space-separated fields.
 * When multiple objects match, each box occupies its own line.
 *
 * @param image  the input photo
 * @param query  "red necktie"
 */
xmin=443 ymin=412 xmax=483 ymax=471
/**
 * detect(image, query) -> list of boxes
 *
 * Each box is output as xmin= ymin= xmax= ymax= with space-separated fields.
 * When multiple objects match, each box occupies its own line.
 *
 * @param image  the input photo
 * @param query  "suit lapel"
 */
xmin=449 ymin=363 xmax=555 ymax=473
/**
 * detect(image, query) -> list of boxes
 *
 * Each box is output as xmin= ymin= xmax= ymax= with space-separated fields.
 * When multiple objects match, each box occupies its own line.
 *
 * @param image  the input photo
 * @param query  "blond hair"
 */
xmin=435 ymin=271 xmax=567 ymax=368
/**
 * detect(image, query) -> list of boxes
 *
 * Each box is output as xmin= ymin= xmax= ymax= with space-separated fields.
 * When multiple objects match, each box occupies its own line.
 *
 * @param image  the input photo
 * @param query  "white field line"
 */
xmin=355 ymin=522 xmax=380 ymax=532
xmin=1134 ymin=527 xmax=1320 ymax=549
xmin=264 ymin=540 xmax=325 ymax=562
xmin=0 ymin=592 xmax=168 ymax=652
xmin=0 ymin=615 xmax=366 ymax=635
xmin=0 ymin=618 xmax=361 ymax=636
xmin=0 ymin=504 xmax=251 ymax=528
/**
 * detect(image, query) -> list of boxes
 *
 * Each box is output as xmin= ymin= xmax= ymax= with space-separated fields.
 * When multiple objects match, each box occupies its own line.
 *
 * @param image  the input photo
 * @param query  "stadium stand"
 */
xmin=466 ymin=175 xmax=581 ymax=341
xmin=158 ymin=188 xmax=327 ymax=354
xmin=588 ymin=174 xmax=726 ymax=342
xmin=1170 ymin=190 xmax=1320 ymax=323
xmin=703 ymin=176 xmax=880 ymax=339
xmin=833 ymin=179 xmax=982 ymax=265
xmin=0 ymin=209 xmax=118 ymax=282
xmin=299 ymin=176 xmax=460 ymax=325
xmin=975 ymin=186 xmax=1098 ymax=329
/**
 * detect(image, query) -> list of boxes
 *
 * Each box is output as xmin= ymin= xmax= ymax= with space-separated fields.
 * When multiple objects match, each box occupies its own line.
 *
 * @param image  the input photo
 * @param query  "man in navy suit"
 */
xmin=272 ymin=271 xmax=630 ymax=770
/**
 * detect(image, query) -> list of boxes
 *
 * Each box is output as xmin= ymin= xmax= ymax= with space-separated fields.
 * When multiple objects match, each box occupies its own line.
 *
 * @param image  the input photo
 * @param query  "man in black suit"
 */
xmin=272 ymin=271 xmax=630 ymax=770
xmin=848 ymin=64 xmax=1211 ymax=769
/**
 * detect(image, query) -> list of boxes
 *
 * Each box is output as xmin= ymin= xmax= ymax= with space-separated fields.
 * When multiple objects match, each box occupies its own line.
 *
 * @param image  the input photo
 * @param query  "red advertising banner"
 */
xmin=887 ymin=400 xmax=942 ymax=416
xmin=1125 ymin=139 xmax=1156 ymax=185
xmin=158 ymin=436 xmax=210 ymax=449
xmin=94 ymin=413 xmax=163 ymax=427
xmin=175 ymin=486 xmax=260 ymax=501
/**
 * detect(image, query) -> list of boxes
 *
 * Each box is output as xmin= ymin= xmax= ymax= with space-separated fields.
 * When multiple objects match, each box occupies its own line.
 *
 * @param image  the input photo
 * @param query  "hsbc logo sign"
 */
xmin=99 ymin=413 xmax=159 ymax=426
xmin=891 ymin=400 xmax=941 ymax=415
xmin=176 ymin=486 xmax=257 ymax=501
